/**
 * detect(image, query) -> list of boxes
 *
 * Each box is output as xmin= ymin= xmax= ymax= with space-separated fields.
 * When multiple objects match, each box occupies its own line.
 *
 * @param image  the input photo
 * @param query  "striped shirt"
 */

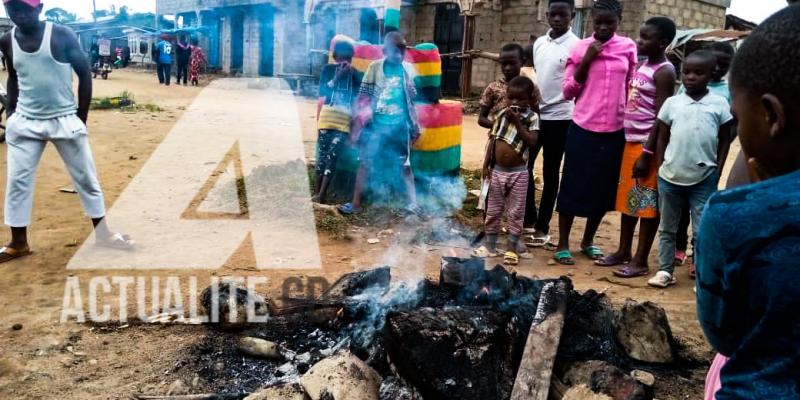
xmin=623 ymin=60 xmax=674 ymax=142
xmin=490 ymin=108 xmax=540 ymax=156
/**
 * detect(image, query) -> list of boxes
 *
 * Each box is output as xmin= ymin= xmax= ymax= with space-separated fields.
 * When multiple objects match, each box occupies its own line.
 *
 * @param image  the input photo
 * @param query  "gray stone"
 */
xmin=615 ymin=299 xmax=674 ymax=363
xmin=301 ymin=352 xmax=381 ymax=400
xmin=245 ymin=383 xmax=309 ymax=400
xmin=631 ymin=370 xmax=656 ymax=387
xmin=562 ymin=360 xmax=652 ymax=400
xmin=166 ymin=379 xmax=188 ymax=396
xmin=237 ymin=337 xmax=283 ymax=360
xmin=562 ymin=384 xmax=613 ymax=400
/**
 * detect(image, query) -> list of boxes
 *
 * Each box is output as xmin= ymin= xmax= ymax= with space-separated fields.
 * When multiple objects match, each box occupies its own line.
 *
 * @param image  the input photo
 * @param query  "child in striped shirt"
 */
xmin=474 ymin=77 xmax=540 ymax=266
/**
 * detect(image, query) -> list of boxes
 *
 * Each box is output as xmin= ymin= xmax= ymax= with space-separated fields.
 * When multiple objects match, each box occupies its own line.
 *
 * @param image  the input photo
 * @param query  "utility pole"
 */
xmin=92 ymin=0 xmax=97 ymax=22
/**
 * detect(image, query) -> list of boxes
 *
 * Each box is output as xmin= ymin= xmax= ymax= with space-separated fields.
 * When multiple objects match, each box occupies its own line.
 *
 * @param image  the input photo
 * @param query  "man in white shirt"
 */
xmin=523 ymin=0 xmax=580 ymax=247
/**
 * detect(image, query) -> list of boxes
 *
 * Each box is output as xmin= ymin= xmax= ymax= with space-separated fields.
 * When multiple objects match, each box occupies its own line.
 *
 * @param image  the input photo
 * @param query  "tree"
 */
xmin=44 ymin=7 xmax=77 ymax=24
xmin=118 ymin=6 xmax=130 ymax=22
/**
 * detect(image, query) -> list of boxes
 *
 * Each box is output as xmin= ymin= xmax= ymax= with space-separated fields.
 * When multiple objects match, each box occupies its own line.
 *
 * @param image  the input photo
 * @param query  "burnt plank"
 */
xmin=511 ymin=280 xmax=569 ymax=400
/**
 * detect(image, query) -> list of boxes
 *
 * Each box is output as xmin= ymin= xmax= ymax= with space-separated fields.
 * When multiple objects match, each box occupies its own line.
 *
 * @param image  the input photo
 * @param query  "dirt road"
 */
xmin=0 ymin=69 xmax=710 ymax=399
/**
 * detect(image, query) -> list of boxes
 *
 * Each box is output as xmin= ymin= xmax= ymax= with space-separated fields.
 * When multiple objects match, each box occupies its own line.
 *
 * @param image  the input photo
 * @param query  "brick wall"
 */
xmin=584 ymin=0 xmax=728 ymax=38
xmin=404 ymin=0 xmax=552 ymax=94
xmin=644 ymin=0 xmax=728 ymax=30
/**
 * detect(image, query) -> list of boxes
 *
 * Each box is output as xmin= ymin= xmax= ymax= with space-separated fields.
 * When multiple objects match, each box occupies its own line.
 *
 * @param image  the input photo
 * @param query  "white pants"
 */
xmin=4 ymin=113 xmax=106 ymax=227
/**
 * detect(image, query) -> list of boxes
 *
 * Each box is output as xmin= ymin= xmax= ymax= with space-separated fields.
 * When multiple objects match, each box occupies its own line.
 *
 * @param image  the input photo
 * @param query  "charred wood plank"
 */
xmin=511 ymin=280 xmax=569 ymax=400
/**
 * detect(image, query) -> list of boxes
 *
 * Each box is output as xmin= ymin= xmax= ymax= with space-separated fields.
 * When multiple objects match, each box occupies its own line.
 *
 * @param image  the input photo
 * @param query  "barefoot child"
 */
xmin=697 ymin=6 xmax=800 ymax=398
xmin=0 ymin=0 xmax=133 ymax=264
xmin=313 ymin=41 xmax=362 ymax=204
xmin=596 ymin=17 xmax=677 ymax=278
xmin=473 ymin=76 xmax=540 ymax=266
xmin=646 ymin=49 xmax=733 ymax=288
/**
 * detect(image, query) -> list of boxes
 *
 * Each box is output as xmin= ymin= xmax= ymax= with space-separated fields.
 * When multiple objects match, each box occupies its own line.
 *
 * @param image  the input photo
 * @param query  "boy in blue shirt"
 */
xmin=155 ymin=35 xmax=173 ymax=86
xmin=647 ymin=50 xmax=733 ymax=288
xmin=697 ymin=6 xmax=800 ymax=399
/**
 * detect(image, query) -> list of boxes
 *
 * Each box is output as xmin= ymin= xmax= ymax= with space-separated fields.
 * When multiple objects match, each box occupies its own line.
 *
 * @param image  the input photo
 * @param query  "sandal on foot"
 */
xmin=338 ymin=203 xmax=361 ymax=215
xmin=503 ymin=251 xmax=519 ymax=266
xmin=518 ymin=251 xmax=534 ymax=260
xmin=473 ymin=246 xmax=499 ymax=258
xmin=613 ymin=265 xmax=649 ymax=278
xmin=525 ymin=234 xmax=552 ymax=248
xmin=0 ymin=246 xmax=32 ymax=264
xmin=542 ymin=243 xmax=558 ymax=251
xmin=96 ymin=233 xmax=136 ymax=251
xmin=553 ymin=250 xmax=575 ymax=266
xmin=595 ymin=254 xmax=630 ymax=267
xmin=581 ymin=245 xmax=604 ymax=261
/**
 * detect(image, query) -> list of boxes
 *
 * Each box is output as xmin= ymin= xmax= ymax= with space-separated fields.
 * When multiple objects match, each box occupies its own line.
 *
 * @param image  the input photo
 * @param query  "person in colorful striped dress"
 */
xmin=596 ymin=17 xmax=677 ymax=278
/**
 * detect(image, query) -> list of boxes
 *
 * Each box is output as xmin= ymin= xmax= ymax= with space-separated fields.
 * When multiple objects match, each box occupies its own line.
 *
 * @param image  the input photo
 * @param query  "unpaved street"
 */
xmin=0 ymin=69 xmax=710 ymax=399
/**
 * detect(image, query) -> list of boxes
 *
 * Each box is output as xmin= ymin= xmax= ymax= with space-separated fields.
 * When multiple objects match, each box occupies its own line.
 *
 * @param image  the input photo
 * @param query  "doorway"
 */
xmin=258 ymin=7 xmax=275 ymax=76
xmin=230 ymin=11 xmax=245 ymax=73
xmin=434 ymin=3 xmax=464 ymax=96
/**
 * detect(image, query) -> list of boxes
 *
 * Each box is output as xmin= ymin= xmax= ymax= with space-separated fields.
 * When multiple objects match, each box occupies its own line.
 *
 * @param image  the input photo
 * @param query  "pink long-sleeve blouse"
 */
xmin=562 ymin=34 xmax=637 ymax=133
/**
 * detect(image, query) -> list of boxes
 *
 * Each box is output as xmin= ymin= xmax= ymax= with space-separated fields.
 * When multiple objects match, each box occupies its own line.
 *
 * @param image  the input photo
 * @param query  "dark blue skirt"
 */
xmin=556 ymin=123 xmax=625 ymax=218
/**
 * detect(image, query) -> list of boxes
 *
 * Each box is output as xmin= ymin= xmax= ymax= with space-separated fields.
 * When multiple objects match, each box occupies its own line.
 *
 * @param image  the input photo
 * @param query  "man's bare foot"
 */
xmin=0 ymin=245 xmax=32 ymax=264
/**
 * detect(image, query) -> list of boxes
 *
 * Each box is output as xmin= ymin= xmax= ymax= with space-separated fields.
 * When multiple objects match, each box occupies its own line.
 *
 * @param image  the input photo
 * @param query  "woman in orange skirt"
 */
xmin=594 ymin=17 xmax=677 ymax=278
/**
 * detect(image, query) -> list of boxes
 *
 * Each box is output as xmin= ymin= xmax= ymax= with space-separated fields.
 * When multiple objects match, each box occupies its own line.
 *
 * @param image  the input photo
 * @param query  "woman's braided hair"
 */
xmin=592 ymin=0 xmax=623 ymax=16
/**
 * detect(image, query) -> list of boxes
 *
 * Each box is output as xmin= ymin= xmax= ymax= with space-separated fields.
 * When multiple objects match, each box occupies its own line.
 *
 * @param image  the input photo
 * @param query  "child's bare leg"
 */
xmin=628 ymin=217 xmax=658 ymax=272
xmin=351 ymin=164 xmax=368 ymax=210
xmin=580 ymin=215 xmax=604 ymax=249
xmin=402 ymin=165 xmax=417 ymax=208
xmin=316 ymin=174 xmax=333 ymax=204
xmin=557 ymin=214 xmax=574 ymax=252
xmin=603 ymin=214 xmax=637 ymax=263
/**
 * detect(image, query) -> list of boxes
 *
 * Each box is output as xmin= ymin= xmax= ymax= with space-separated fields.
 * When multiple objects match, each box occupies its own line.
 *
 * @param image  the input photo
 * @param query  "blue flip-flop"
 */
xmin=338 ymin=203 xmax=361 ymax=215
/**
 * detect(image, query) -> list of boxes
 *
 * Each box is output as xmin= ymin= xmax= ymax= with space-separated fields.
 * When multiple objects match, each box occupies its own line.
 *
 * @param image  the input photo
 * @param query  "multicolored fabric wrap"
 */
xmin=326 ymin=36 xmax=461 ymax=179
xmin=384 ymin=0 xmax=402 ymax=32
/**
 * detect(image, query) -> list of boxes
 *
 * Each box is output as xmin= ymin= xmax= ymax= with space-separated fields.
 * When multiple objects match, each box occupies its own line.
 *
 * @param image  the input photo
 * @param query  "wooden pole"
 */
xmin=92 ymin=0 xmax=98 ymax=23
xmin=459 ymin=12 xmax=476 ymax=98
xmin=510 ymin=280 xmax=569 ymax=400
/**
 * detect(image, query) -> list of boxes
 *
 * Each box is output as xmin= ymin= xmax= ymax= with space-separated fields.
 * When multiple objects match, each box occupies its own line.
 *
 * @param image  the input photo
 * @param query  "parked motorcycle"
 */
xmin=93 ymin=56 xmax=113 ymax=80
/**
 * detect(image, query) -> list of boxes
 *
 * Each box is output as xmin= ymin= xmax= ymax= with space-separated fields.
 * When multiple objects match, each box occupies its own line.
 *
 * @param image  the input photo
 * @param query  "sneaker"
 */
xmin=648 ymin=271 xmax=677 ymax=288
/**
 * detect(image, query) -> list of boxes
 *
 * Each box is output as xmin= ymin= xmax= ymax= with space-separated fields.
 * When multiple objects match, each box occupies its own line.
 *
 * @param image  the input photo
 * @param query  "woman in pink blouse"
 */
xmin=553 ymin=0 xmax=637 ymax=265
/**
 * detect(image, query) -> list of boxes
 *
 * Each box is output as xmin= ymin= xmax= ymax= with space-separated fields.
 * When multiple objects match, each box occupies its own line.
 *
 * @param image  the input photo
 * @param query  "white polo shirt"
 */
xmin=657 ymin=92 xmax=734 ymax=186
xmin=533 ymin=29 xmax=580 ymax=121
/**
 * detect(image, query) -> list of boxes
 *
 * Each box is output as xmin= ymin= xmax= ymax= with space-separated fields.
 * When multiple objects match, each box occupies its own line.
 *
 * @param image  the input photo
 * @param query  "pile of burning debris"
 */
xmin=139 ymin=258 xmax=704 ymax=400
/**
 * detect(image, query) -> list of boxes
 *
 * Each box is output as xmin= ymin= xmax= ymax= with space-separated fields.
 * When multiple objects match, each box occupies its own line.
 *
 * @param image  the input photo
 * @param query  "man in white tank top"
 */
xmin=0 ymin=0 xmax=134 ymax=263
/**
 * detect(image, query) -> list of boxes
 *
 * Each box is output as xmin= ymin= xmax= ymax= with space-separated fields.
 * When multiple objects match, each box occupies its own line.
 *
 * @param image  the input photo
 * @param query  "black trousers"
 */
xmin=157 ymin=63 xmax=172 ymax=85
xmin=676 ymin=205 xmax=691 ymax=252
xmin=524 ymin=119 xmax=570 ymax=234
xmin=176 ymin=61 xmax=189 ymax=85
